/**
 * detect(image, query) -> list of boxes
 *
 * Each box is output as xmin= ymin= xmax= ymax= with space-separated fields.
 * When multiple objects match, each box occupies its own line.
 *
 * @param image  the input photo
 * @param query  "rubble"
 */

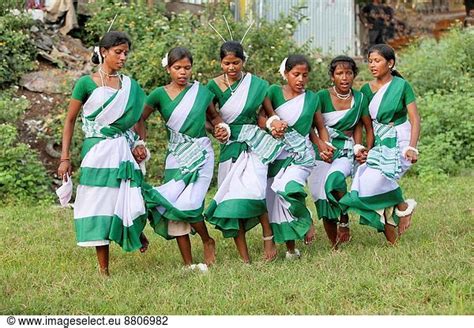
xmin=30 ymin=21 xmax=92 ymax=70
xmin=20 ymin=69 xmax=84 ymax=94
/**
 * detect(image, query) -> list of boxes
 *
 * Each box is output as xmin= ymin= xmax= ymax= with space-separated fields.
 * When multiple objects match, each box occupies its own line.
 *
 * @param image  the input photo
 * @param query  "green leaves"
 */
xmin=400 ymin=27 xmax=474 ymax=97
xmin=398 ymin=28 xmax=474 ymax=178
xmin=0 ymin=124 xmax=53 ymax=202
xmin=0 ymin=13 xmax=37 ymax=86
xmin=84 ymin=2 xmax=331 ymax=93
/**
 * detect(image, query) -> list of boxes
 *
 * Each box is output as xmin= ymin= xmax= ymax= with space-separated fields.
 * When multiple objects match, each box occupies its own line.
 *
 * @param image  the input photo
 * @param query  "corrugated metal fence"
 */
xmin=258 ymin=0 xmax=358 ymax=56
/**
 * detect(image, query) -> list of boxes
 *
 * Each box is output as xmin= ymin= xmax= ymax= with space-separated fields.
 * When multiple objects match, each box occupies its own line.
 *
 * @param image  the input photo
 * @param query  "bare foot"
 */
xmin=203 ymin=238 xmax=216 ymax=266
xmin=336 ymin=226 xmax=351 ymax=245
xmin=98 ymin=267 xmax=109 ymax=277
xmin=263 ymin=236 xmax=277 ymax=262
xmin=384 ymin=223 xmax=397 ymax=245
xmin=139 ymin=233 xmax=149 ymax=253
xmin=304 ymin=223 xmax=316 ymax=245
xmin=398 ymin=214 xmax=412 ymax=236
xmin=396 ymin=199 xmax=416 ymax=236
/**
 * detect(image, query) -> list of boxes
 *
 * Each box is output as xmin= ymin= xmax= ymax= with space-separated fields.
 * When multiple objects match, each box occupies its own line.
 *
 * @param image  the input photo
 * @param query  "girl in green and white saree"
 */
xmin=308 ymin=56 xmax=374 ymax=248
xmin=340 ymin=44 xmax=421 ymax=244
xmin=136 ymin=48 xmax=229 ymax=269
xmin=205 ymin=41 xmax=288 ymax=263
xmin=58 ymin=32 xmax=148 ymax=276
xmin=261 ymin=55 xmax=332 ymax=259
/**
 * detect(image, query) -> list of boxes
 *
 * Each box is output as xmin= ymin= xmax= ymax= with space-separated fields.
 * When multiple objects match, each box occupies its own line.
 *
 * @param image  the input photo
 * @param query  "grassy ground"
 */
xmin=0 ymin=176 xmax=472 ymax=315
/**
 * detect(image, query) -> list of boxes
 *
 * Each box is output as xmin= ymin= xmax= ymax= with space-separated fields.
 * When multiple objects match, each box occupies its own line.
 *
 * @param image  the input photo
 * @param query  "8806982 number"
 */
xmin=124 ymin=316 xmax=168 ymax=325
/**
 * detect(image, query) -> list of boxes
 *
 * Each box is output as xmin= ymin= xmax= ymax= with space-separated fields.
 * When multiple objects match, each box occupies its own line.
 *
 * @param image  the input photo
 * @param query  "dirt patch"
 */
xmin=15 ymin=60 xmax=70 ymax=179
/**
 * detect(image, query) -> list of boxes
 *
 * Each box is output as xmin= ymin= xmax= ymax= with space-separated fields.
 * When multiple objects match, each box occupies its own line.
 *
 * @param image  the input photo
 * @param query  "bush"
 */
xmin=399 ymin=27 xmax=474 ymax=97
xmin=0 ymin=124 xmax=53 ymax=203
xmin=414 ymin=83 xmax=474 ymax=178
xmin=0 ymin=0 xmax=24 ymax=16
xmin=0 ymin=88 xmax=30 ymax=124
xmin=84 ymin=1 xmax=331 ymax=92
xmin=0 ymin=12 xmax=37 ymax=86
xmin=396 ymin=27 xmax=474 ymax=177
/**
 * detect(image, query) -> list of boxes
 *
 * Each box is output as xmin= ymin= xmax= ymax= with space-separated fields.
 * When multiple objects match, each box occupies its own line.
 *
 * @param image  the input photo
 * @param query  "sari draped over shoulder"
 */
xmin=308 ymin=90 xmax=366 ymax=222
xmin=205 ymin=74 xmax=285 ymax=238
xmin=266 ymin=90 xmax=316 ymax=243
xmin=74 ymin=75 xmax=148 ymax=252
xmin=142 ymin=82 xmax=215 ymax=239
xmin=340 ymin=77 xmax=414 ymax=231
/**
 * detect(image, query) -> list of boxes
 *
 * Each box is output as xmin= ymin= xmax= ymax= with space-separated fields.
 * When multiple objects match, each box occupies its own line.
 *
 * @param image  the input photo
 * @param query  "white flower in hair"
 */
xmin=161 ymin=53 xmax=169 ymax=68
xmin=279 ymin=57 xmax=288 ymax=80
xmin=243 ymin=50 xmax=249 ymax=61
xmin=93 ymin=46 xmax=102 ymax=64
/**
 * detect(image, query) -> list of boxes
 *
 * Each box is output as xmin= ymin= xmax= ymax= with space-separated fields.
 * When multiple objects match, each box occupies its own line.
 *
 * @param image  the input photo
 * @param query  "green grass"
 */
xmin=0 ymin=176 xmax=472 ymax=315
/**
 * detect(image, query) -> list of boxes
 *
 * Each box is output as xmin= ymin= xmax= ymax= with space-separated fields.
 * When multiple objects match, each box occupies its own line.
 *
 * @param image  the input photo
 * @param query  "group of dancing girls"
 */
xmin=57 ymin=31 xmax=420 ymax=275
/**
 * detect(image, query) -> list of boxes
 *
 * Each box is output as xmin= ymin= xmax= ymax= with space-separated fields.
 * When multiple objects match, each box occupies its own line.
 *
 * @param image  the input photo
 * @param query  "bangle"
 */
xmin=266 ymin=115 xmax=280 ymax=130
xmin=402 ymin=146 xmax=419 ymax=157
xmin=133 ymin=139 xmax=146 ymax=149
xmin=216 ymin=122 xmax=231 ymax=140
xmin=353 ymin=144 xmax=366 ymax=155
xmin=339 ymin=222 xmax=349 ymax=228
xmin=60 ymin=158 xmax=70 ymax=162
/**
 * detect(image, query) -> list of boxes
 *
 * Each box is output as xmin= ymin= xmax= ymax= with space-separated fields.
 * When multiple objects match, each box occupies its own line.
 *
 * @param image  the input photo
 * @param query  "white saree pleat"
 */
xmin=155 ymin=137 xmax=214 ymax=236
xmin=215 ymin=151 xmax=268 ymax=204
xmin=267 ymin=93 xmax=313 ymax=235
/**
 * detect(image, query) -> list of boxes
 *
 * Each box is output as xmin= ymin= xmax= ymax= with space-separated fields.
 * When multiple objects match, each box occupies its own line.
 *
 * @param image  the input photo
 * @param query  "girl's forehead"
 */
xmin=289 ymin=64 xmax=309 ymax=72
xmin=222 ymin=54 xmax=240 ymax=61
xmin=110 ymin=43 xmax=129 ymax=50
xmin=369 ymin=51 xmax=384 ymax=59
xmin=172 ymin=57 xmax=192 ymax=65
xmin=334 ymin=62 xmax=353 ymax=71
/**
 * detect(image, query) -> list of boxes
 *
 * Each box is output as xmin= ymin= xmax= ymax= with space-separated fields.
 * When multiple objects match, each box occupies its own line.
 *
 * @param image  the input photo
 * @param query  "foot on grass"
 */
xmin=263 ymin=235 xmax=277 ymax=262
xmin=304 ymin=223 xmax=316 ymax=245
xmin=203 ymin=238 xmax=216 ymax=266
xmin=139 ymin=233 xmax=149 ymax=253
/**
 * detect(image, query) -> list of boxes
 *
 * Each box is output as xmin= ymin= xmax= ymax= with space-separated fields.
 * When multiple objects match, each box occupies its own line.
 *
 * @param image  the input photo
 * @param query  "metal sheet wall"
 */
xmin=259 ymin=0 xmax=357 ymax=56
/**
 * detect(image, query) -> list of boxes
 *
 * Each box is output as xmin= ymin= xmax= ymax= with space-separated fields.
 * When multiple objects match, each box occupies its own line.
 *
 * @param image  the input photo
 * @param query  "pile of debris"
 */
xmin=20 ymin=18 xmax=92 ymax=94
xmin=14 ymin=14 xmax=93 ymax=176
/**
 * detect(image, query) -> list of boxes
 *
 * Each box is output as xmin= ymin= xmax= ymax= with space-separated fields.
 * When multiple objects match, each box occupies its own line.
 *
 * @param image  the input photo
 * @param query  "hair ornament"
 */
xmin=161 ymin=52 xmax=169 ymax=68
xmin=279 ymin=57 xmax=288 ymax=80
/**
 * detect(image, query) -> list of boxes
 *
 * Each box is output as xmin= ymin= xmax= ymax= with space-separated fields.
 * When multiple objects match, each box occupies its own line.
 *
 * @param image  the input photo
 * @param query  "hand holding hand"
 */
xmin=405 ymin=149 xmax=418 ymax=163
xmin=355 ymin=149 xmax=368 ymax=164
xmin=132 ymin=145 xmax=148 ymax=164
xmin=318 ymin=141 xmax=334 ymax=163
xmin=270 ymin=119 xmax=288 ymax=139
xmin=214 ymin=126 xmax=229 ymax=143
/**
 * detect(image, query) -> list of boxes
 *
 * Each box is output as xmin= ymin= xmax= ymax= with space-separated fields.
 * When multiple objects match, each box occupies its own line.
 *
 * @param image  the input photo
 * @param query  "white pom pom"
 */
xmin=243 ymin=50 xmax=249 ymax=61
xmin=279 ymin=57 xmax=288 ymax=80
xmin=161 ymin=53 xmax=169 ymax=68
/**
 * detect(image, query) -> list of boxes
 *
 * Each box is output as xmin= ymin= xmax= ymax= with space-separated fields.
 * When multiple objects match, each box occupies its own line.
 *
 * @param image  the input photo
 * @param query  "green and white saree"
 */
xmin=266 ymin=85 xmax=317 ymax=243
xmin=308 ymin=89 xmax=368 ymax=222
xmin=205 ymin=74 xmax=284 ymax=238
xmin=73 ymin=75 xmax=147 ymax=252
xmin=142 ymin=82 xmax=215 ymax=239
xmin=340 ymin=77 xmax=416 ymax=231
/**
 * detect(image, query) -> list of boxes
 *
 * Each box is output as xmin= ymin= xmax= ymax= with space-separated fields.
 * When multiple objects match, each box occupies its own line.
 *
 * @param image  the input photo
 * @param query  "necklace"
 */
xmin=98 ymin=66 xmax=122 ymax=89
xmin=99 ymin=67 xmax=120 ymax=78
xmin=225 ymin=72 xmax=245 ymax=94
xmin=333 ymin=86 xmax=352 ymax=100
